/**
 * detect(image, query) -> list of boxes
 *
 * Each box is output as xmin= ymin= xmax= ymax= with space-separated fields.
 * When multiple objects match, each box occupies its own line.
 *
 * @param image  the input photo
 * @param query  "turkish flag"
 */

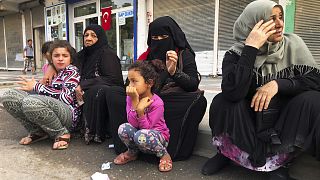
xmin=101 ymin=6 xmax=112 ymax=30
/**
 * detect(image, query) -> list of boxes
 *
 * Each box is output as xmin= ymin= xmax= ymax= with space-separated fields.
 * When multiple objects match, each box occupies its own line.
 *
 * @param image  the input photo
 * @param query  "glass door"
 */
xmin=119 ymin=16 xmax=134 ymax=70
xmin=74 ymin=22 xmax=84 ymax=52
xmin=73 ymin=17 xmax=98 ymax=52
xmin=71 ymin=0 xmax=99 ymax=52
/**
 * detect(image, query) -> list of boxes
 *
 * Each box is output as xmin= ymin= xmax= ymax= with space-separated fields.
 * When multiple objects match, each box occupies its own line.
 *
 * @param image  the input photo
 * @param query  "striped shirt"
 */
xmin=34 ymin=65 xmax=81 ymax=130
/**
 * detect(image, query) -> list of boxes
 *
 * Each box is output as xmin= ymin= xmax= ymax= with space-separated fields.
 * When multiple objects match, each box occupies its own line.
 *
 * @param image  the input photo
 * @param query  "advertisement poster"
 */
xmin=45 ymin=4 xmax=67 ymax=41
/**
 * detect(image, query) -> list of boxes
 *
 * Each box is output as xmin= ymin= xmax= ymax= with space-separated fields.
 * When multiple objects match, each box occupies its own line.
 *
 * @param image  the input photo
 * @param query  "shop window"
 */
xmin=100 ymin=0 xmax=133 ymax=9
xmin=104 ymin=14 xmax=117 ymax=51
xmin=74 ymin=3 xmax=97 ymax=18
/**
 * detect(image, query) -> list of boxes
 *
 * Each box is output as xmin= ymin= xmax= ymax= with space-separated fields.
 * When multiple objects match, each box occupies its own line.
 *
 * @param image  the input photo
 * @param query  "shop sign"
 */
xmin=118 ymin=10 xmax=133 ymax=18
xmin=119 ymin=17 xmax=126 ymax=26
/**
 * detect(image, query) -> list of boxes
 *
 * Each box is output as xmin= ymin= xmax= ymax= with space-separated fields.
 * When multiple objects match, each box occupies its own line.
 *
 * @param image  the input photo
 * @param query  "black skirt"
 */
xmin=83 ymin=85 xmax=127 ymax=154
xmin=209 ymin=91 xmax=320 ymax=167
xmin=159 ymin=91 xmax=207 ymax=161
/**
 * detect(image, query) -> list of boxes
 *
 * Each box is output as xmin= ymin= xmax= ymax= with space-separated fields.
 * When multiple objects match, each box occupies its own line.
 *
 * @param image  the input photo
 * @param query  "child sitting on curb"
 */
xmin=113 ymin=60 xmax=172 ymax=172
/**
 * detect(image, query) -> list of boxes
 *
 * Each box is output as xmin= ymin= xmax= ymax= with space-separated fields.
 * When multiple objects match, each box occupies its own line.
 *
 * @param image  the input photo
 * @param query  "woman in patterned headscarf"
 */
xmin=202 ymin=0 xmax=320 ymax=179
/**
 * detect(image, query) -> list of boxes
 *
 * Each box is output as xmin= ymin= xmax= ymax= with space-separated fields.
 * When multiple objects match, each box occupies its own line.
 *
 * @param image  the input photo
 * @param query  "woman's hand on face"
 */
xmin=75 ymin=85 xmax=84 ymax=102
xmin=39 ymin=64 xmax=57 ymax=85
xmin=17 ymin=76 xmax=37 ymax=92
xmin=245 ymin=20 xmax=276 ymax=49
xmin=251 ymin=80 xmax=278 ymax=112
xmin=166 ymin=50 xmax=178 ymax=76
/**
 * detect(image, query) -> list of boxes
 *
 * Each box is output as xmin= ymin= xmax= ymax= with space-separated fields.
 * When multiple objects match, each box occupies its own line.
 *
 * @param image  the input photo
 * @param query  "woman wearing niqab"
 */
xmin=138 ymin=16 xmax=207 ymax=161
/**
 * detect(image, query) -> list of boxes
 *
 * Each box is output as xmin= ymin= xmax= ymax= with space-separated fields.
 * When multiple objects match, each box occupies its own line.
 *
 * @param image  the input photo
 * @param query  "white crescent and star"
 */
xmin=102 ymin=11 xmax=109 ymax=23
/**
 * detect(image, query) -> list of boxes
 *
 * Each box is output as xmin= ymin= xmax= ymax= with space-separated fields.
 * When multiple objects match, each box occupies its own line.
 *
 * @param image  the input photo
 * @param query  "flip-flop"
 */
xmin=53 ymin=136 xmax=70 ymax=150
xmin=113 ymin=153 xmax=137 ymax=165
xmin=19 ymin=134 xmax=49 ymax=145
xmin=159 ymin=159 xmax=173 ymax=172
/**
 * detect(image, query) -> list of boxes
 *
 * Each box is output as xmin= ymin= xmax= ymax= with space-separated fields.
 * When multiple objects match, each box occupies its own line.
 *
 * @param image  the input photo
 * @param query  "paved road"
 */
xmin=0 ymin=102 xmax=270 ymax=180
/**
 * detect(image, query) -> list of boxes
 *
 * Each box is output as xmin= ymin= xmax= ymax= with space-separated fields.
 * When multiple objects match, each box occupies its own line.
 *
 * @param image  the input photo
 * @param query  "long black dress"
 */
xmin=146 ymin=49 xmax=207 ymax=161
xmin=140 ymin=16 xmax=207 ymax=161
xmin=210 ymin=45 xmax=320 ymax=167
xmin=74 ymin=25 xmax=127 ymax=154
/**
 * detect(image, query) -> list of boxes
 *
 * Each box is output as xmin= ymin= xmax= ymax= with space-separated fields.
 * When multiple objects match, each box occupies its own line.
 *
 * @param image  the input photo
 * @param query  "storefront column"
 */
xmin=212 ymin=0 xmax=219 ymax=76
xmin=279 ymin=0 xmax=296 ymax=33
xmin=136 ymin=0 xmax=148 ymax=59
xmin=3 ymin=18 xmax=8 ymax=69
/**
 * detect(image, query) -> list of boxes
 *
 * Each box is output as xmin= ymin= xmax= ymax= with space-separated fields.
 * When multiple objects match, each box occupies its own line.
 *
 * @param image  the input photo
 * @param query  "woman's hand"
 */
xmin=251 ymin=80 xmax=278 ymax=111
xmin=17 ymin=76 xmax=37 ymax=92
xmin=136 ymin=97 xmax=154 ymax=118
xmin=245 ymin=20 xmax=276 ymax=49
xmin=126 ymin=86 xmax=139 ymax=109
xmin=39 ymin=64 xmax=57 ymax=85
xmin=166 ymin=50 xmax=178 ymax=76
xmin=75 ymin=85 xmax=84 ymax=102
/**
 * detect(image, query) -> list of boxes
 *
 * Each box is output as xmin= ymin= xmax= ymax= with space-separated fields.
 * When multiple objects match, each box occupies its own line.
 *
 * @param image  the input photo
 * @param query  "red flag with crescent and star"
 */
xmin=101 ymin=6 xmax=112 ymax=30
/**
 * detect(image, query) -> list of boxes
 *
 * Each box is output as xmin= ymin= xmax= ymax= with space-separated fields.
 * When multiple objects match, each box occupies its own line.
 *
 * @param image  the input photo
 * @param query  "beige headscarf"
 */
xmin=229 ymin=0 xmax=319 ymax=84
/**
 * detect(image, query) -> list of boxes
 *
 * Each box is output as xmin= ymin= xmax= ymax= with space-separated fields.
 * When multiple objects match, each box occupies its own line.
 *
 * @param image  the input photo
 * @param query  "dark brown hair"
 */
xmin=128 ymin=60 xmax=165 ymax=92
xmin=49 ymin=40 xmax=76 ymax=63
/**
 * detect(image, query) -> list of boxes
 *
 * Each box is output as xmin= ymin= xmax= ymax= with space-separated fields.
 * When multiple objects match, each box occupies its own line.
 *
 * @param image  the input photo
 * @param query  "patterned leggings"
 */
xmin=118 ymin=123 xmax=169 ymax=157
xmin=0 ymin=89 xmax=72 ymax=138
xmin=23 ymin=57 xmax=35 ymax=72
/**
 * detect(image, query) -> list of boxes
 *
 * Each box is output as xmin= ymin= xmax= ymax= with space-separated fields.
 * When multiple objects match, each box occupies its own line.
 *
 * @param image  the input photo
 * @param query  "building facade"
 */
xmin=136 ymin=0 xmax=320 ymax=76
xmin=44 ymin=0 xmax=135 ymax=71
xmin=0 ymin=0 xmax=45 ymax=70
xmin=1 ymin=0 xmax=318 ymax=74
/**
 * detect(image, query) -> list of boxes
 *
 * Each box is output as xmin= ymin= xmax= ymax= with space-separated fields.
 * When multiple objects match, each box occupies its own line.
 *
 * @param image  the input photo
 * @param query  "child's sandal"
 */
xmin=19 ymin=134 xmax=48 ymax=145
xmin=114 ymin=152 xmax=137 ymax=165
xmin=53 ymin=136 xmax=70 ymax=150
xmin=159 ymin=159 xmax=173 ymax=172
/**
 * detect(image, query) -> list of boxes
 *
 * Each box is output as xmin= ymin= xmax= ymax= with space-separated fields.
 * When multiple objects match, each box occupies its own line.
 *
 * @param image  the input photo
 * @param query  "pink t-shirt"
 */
xmin=42 ymin=63 xmax=49 ymax=73
xmin=126 ymin=94 xmax=170 ymax=141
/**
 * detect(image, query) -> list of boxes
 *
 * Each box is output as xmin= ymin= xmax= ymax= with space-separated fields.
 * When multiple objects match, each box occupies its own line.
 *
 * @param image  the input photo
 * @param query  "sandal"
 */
xmin=53 ymin=136 xmax=70 ymax=150
xmin=114 ymin=152 xmax=137 ymax=165
xmin=19 ymin=134 xmax=48 ymax=145
xmin=159 ymin=158 xmax=173 ymax=172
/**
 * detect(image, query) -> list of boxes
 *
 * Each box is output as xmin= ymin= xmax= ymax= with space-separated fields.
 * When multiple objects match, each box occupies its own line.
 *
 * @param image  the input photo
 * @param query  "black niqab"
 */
xmin=147 ymin=16 xmax=194 ymax=61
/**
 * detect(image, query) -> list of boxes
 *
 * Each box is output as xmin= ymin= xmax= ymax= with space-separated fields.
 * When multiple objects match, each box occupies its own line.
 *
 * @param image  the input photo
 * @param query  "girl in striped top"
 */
xmin=0 ymin=40 xmax=80 ymax=150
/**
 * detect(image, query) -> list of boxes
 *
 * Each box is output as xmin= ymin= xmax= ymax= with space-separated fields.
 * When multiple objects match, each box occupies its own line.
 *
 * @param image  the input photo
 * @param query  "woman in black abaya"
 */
xmin=74 ymin=25 xmax=127 ymax=154
xmin=138 ymin=16 xmax=207 ymax=161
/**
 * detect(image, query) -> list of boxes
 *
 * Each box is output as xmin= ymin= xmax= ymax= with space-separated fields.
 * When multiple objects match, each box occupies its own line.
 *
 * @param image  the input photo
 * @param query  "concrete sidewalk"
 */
xmin=0 ymin=69 xmax=221 ymax=153
xmin=0 ymin=70 xmax=221 ymax=156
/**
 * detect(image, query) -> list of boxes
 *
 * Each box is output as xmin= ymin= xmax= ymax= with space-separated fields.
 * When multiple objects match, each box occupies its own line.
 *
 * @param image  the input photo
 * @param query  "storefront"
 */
xmin=139 ymin=0 xmax=319 ymax=76
xmin=0 ymin=1 xmax=45 ymax=70
xmin=67 ymin=0 xmax=134 ymax=71
xmin=44 ymin=3 xmax=67 ymax=41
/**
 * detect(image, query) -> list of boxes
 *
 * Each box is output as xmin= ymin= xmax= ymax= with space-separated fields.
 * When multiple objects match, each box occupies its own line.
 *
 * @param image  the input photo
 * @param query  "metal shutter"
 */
xmin=295 ymin=0 xmax=320 ymax=64
xmin=218 ymin=0 xmax=254 ymax=51
xmin=153 ymin=0 xmax=215 ymax=52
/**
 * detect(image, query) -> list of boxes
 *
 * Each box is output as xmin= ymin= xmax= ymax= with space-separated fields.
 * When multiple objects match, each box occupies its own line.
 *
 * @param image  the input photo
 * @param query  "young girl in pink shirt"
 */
xmin=113 ymin=60 xmax=172 ymax=172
